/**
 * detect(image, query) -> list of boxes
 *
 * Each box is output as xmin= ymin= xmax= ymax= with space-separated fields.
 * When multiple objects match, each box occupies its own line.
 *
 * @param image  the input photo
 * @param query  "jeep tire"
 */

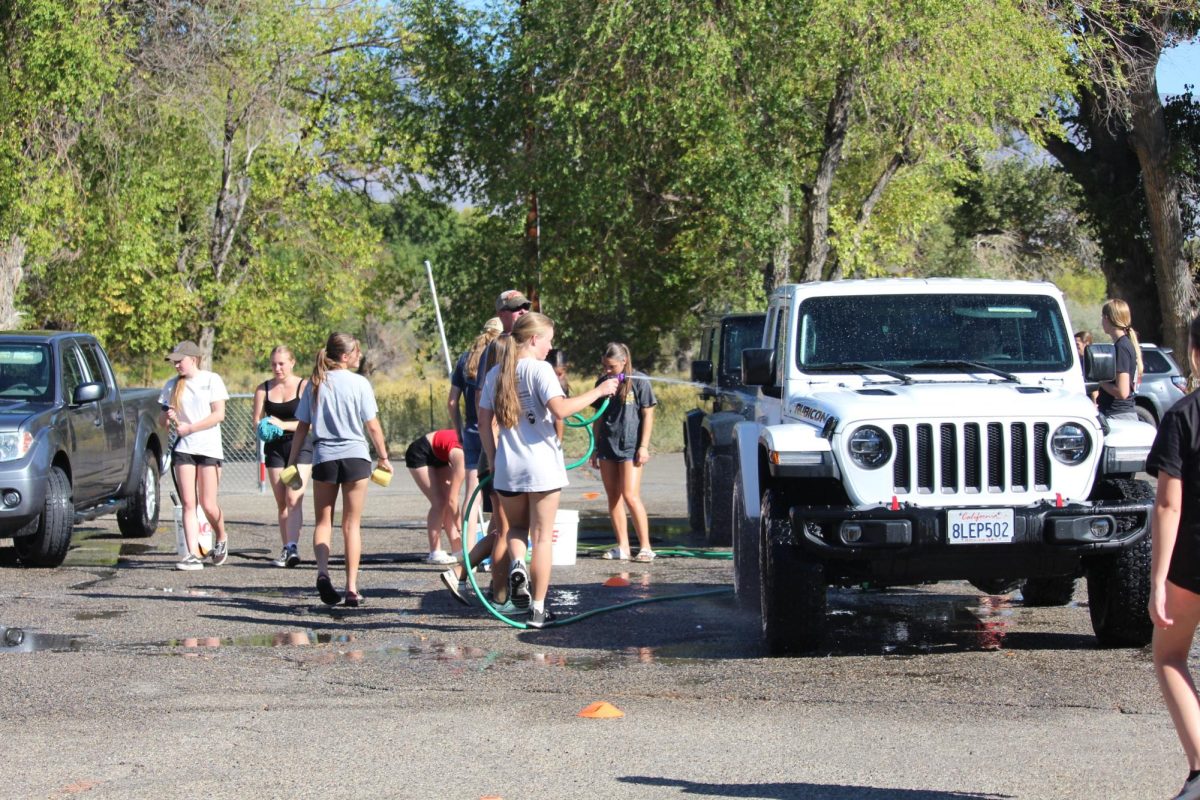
xmin=1086 ymin=478 xmax=1153 ymax=647
xmin=118 ymin=452 xmax=160 ymax=538
xmin=15 ymin=466 xmax=73 ymax=568
xmin=732 ymin=477 xmax=760 ymax=612
xmin=703 ymin=449 xmax=733 ymax=545
xmin=1021 ymin=576 xmax=1077 ymax=607
xmin=685 ymin=436 xmax=705 ymax=534
xmin=759 ymin=489 xmax=826 ymax=655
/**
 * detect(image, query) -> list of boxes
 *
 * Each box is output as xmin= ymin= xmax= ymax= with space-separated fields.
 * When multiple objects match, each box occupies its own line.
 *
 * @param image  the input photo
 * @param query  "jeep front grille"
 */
xmin=891 ymin=422 xmax=1051 ymax=495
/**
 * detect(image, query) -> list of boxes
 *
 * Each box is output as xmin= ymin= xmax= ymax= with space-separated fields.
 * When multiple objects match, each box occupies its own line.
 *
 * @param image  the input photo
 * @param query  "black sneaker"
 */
xmin=210 ymin=540 xmax=228 ymax=566
xmin=508 ymin=561 xmax=531 ymax=609
xmin=284 ymin=544 xmax=301 ymax=568
xmin=527 ymin=608 xmax=556 ymax=629
xmin=343 ymin=590 xmax=365 ymax=608
xmin=316 ymin=574 xmax=341 ymax=606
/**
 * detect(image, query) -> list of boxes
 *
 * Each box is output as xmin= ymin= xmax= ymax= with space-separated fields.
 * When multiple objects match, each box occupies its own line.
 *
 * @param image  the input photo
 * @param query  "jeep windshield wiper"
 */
xmin=806 ymin=362 xmax=913 ymax=384
xmin=911 ymin=360 xmax=1020 ymax=383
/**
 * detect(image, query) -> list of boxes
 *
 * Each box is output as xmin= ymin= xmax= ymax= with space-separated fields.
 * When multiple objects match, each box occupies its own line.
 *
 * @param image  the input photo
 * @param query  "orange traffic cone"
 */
xmin=578 ymin=701 xmax=624 ymax=719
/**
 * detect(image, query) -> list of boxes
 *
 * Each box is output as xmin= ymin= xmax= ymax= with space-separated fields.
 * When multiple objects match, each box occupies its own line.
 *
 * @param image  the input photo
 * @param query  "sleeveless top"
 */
xmin=262 ymin=379 xmax=305 ymax=422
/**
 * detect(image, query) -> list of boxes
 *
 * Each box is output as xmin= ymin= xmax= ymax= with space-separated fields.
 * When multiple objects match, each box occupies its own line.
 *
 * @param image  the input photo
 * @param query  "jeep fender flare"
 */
xmin=684 ymin=409 xmax=706 ymax=472
xmin=733 ymin=421 xmax=763 ymax=526
xmin=701 ymin=411 xmax=744 ymax=455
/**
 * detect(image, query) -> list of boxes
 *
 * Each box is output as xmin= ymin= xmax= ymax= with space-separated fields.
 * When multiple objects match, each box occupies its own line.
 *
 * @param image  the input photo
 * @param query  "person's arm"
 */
xmin=448 ymin=385 xmax=464 ymax=438
xmin=1150 ymin=474 xmax=1183 ymax=628
xmin=176 ymin=400 xmax=225 ymax=438
xmin=479 ymin=407 xmax=497 ymax=468
xmin=1101 ymin=370 xmax=1132 ymax=399
xmin=365 ymin=418 xmax=392 ymax=473
xmin=252 ymin=383 xmax=266 ymax=425
xmin=547 ymin=378 xmax=619 ymax=421
xmin=634 ymin=405 xmax=656 ymax=466
xmin=288 ymin=421 xmax=311 ymax=466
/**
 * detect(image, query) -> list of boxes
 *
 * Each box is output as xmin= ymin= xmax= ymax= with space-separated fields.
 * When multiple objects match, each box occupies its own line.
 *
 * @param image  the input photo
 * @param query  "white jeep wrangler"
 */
xmin=729 ymin=279 xmax=1157 ymax=654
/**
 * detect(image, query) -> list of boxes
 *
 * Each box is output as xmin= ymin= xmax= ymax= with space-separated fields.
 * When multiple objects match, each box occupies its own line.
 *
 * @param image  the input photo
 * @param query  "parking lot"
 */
xmin=0 ymin=454 xmax=1186 ymax=799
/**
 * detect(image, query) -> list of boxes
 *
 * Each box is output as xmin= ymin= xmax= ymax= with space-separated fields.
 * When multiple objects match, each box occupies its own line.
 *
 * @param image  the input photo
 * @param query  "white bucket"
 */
xmin=550 ymin=509 xmax=579 ymax=566
xmin=173 ymin=505 xmax=214 ymax=557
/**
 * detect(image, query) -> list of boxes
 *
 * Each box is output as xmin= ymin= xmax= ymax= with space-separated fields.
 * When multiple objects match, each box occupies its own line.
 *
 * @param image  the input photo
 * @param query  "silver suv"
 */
xmin=1136 ymin=344 xmax=1187 ymax=427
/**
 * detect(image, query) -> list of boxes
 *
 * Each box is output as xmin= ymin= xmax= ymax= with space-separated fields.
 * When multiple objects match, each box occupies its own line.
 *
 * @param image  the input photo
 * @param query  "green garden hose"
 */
xmin=457 ymin=398 xmax=733 ymax=629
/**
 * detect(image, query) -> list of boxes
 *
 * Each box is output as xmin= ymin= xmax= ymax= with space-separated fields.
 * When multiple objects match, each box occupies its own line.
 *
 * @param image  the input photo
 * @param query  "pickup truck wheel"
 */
xmin=14 ymin=466 xmax=73 ymax=568
xmin=703 ymin=450 xmax=733 ymax=545
xmin=731 ymin=477 xmax=760 ymax=612
xmin=1021 ymin=577 xmax=1077 ymax=607
xmin=759 ymin=490 xmax=826 ymax=655
xmin=117 ymin=454 xmax=160 ymax=538
xmin=685 ymin=438 xmax=705 ymax=534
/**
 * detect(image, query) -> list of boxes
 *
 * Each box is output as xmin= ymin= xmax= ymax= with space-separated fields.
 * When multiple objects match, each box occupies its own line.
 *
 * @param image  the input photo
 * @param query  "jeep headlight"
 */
xmin=0 ymin=431 xmax=32 ymax=462
xmin=848 ymin=425 xmax=892 ymax=469
xmin=1050 ymin=423 xmax=1090 ymax=465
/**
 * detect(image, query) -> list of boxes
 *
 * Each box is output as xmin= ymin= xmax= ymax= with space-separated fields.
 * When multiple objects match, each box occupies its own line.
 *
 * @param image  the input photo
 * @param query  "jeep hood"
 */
xmin=790 ymin=381 xmax=1099 ymax=426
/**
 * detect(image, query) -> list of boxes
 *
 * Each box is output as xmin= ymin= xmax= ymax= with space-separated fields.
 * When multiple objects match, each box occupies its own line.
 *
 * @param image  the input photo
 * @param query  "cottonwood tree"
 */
xmin=1035 ymin=1 xmax=1200 ymax=358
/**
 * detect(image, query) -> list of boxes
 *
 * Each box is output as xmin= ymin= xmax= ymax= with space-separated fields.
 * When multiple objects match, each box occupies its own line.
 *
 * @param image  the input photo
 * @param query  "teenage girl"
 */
xmin=252 ymin=345 xmax=313 ymax=568
xmin=1098 ymin=299 xmax=1143 ymax=421
xmin=159 ymin=340 xmax=230 ymax=571
xmin=590 ymin=342 xmax=657 ymax=562
xmin=478 ymin=313 xmax=619 ymax=627
xmin=1148 ymin=315 xmax=1200 ymax=800
xmin=404 ymin=429 xmax=465 ymax=565
xmin=448 ymin=318 xmax=502 ymax=548
xmin=290 ymin=333 xmax=391 ymax=607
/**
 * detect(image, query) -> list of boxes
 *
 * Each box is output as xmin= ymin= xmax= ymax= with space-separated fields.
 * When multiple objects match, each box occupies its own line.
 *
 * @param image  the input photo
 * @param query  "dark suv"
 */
xmin=683 ymin=312 xmax=766 ymax=544
xmin=1136 ymin=344 xmax=1187 ymax=427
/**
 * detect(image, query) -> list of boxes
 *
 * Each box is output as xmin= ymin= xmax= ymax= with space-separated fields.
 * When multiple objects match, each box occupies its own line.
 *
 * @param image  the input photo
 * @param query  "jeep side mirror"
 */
xmin=1085 ymin=343 xmax=1115 ymax=383
xmin=742 ymin=348 xmax=775 ymax=387
xmin=73 ymin=382 xmax=104 ymax=405
xmin=690 ymin=359 xmax=713 ymax=385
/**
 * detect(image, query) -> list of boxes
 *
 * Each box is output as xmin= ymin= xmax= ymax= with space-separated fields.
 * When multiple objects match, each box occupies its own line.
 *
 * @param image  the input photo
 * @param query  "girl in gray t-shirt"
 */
xmin=479 ymin=313 xmax=618 ymax=628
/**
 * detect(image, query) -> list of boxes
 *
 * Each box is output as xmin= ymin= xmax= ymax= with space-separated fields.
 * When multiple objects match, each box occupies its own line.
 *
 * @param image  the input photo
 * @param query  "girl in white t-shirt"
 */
xmin=158 ymin=340 xmax=231 ymax=571
xmin=479 ymin=313 xmax=618 ymax=628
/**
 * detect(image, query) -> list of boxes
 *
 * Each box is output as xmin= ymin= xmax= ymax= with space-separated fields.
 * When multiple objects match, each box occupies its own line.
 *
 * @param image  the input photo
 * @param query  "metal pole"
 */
xmin=424 ymin=259 xmax=454 ymax=378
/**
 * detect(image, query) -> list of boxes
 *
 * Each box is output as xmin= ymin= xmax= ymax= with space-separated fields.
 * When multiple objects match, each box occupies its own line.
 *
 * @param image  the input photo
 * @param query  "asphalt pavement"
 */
xmin=0 ymin=454 xmax=1189 ymax=799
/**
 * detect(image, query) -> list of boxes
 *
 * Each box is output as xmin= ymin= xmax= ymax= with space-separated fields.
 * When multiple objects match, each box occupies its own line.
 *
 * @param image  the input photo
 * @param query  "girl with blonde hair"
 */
xmin=478 ymin=313 xmax=619 ymax=627
xmin=253 ymin=345 xmax=312 ymax=568
xmin=1099 ymin=299 xmax=1143 ymax=421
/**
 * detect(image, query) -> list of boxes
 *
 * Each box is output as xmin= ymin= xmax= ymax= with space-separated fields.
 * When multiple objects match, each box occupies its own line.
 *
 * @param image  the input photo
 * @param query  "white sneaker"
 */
xmin=175 ymin=553 xmax=204 ymax=571
xmin=425 ymin=550 xmax=457 ymax=565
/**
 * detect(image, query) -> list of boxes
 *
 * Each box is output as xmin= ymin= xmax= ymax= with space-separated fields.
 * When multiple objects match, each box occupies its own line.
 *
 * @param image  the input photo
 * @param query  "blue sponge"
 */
xmin=257 ymin=418 xmax=285 ymax=443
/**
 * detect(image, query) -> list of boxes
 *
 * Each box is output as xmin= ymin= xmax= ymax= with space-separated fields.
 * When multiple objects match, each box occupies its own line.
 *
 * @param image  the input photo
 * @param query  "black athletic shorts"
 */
xmin=174 ymin=451 xmax=222 ymax=468
xmin=263 ymin=435 xmax=314 ymax=469
xmin=404 ymin=436 xmax=448 ymax=469
xmin=311 ymin=458 xmax=371 ymax=484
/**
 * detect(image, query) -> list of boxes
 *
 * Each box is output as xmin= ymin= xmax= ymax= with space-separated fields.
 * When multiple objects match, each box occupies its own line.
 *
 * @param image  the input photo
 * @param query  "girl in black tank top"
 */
xmin=252 ymin=346 xmax=313 ymax=568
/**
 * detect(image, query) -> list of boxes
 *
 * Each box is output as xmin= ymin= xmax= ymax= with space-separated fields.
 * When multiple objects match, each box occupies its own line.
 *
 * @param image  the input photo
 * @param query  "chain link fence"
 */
xmin=220 ymin=393 xmax=265 ymax=495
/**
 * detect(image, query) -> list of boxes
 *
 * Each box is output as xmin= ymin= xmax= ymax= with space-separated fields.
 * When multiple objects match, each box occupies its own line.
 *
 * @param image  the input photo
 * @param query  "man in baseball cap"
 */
xmin=165 ymin=341 xmax=204 ymax=362
xmin=495 ymin=289 xmax=531 ymax=313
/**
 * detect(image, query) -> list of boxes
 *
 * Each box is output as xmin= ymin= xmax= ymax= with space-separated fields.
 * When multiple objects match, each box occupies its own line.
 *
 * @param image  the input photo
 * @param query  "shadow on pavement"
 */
xmin=618 ymin=776 xmax=1012 ymax=799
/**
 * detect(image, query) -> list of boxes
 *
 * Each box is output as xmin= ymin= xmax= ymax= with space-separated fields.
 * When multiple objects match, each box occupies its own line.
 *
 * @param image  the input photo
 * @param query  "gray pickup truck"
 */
xmin=0 ymin=332 xmax=167 ymax=567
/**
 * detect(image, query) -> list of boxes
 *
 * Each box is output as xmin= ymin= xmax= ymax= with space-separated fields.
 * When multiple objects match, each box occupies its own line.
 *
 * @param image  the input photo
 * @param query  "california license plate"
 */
xmin=946 ymin=508 xmax=1015 ymax=544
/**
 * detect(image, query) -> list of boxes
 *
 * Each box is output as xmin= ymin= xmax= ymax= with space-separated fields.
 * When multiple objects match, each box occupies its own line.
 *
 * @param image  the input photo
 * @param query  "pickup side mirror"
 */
xmin=1085 ymin=343 xmax=1115 ymax=383
xmin=690 ymin=359 xmax=713 ymax=385
xmin=742 ymin=348 xmax=775 ymax=387
xmin=73 ymin=382 xmax=105 ymax=405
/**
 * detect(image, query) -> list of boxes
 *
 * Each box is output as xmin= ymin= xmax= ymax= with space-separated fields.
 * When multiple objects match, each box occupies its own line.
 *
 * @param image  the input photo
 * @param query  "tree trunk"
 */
xmin=763 ymin=187 xmax=791 ymax=296
xmin=0 ymin=235 xmax=25 ymax=330
xmin=800 ymin=69 xmax=855 ymax=282
xmin=1127 ymin=20 xmax=1195 ymax=366
xmin=198 ymin=326 xmax=215 ymax=372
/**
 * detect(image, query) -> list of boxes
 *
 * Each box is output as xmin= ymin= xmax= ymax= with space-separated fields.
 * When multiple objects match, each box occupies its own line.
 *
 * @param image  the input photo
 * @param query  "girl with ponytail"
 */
xmin=478 ymin=313 xmax=619 ymax=627
xmin=590 ymin=342 xmax=658 ymax=562
xmin=1099 ymin=299 xmax=1143 ymax=421
xmin=289 ymin=333 xmax=391 ymax=608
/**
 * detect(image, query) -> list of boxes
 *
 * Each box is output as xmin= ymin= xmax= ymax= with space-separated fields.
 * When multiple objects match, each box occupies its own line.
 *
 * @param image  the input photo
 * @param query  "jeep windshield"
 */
xmin=795 ymin=293 xmax=1073 ymax=375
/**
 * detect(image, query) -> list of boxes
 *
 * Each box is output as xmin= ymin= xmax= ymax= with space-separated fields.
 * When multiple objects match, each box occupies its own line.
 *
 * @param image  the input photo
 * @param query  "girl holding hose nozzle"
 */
xmin=479 ymin=313 xmax=619 ymax=628
xmin=591 ymin=342 xmax=657 ymax=562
